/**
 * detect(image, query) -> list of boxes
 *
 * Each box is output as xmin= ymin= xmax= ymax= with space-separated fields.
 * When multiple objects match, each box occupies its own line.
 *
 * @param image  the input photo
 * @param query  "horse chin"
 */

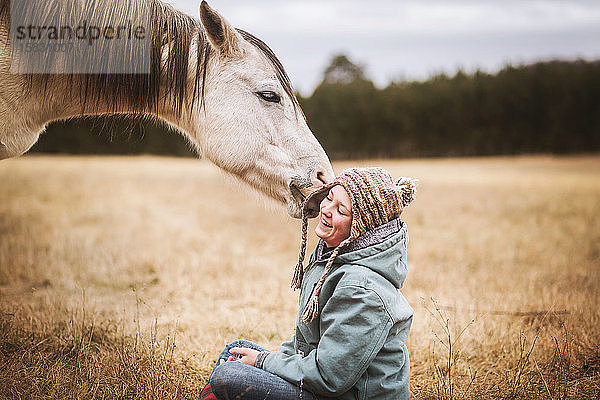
xmin=286 ymin=200 xmax=303 ymax=219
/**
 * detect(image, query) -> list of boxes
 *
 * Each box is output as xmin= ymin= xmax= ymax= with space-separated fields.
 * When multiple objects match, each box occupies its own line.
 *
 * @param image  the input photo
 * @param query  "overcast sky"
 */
xmin=167 ymin=0 xmax=600 ymax=96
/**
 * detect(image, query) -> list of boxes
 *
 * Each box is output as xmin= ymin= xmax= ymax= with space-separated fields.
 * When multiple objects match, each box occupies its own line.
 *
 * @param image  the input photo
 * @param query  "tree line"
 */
xmin=300 ymin=55 xmax=600 ymax=158
xmin=31 ymin=56 xmax=600 ymax=159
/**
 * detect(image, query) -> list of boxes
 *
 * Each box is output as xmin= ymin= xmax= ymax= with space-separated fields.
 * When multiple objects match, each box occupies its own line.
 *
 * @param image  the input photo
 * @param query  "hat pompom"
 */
xmin=395 ymin=177 xmax=418 ymax=207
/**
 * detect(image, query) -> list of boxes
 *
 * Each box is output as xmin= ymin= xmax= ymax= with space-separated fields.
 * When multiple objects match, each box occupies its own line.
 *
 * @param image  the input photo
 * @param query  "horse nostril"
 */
xmin=316 ymin=169 xmax=327 ymax=185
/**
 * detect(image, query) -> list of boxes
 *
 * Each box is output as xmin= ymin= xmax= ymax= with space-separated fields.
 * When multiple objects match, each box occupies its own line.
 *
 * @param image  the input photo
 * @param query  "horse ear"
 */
xmin=199 ymin=1 xmax=243 ymax=57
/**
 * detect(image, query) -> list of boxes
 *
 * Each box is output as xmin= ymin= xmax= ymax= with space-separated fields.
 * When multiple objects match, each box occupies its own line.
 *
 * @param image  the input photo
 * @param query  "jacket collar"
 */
xmin=316 ymin=218 xmax=404 ymax=261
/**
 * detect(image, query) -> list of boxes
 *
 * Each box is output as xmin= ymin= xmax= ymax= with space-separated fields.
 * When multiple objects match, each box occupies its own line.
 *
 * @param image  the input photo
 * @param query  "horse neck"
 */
xmin=0 ymin=0 xmax=206 ymax=158
xmin=0 ymin=71 xmax=200 ymax=159
xmin=33 ymin=74 xmax=197 ymax=133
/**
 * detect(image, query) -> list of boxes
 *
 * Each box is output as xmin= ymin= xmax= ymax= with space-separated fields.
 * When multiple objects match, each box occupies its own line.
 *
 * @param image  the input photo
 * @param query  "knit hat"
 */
xmin=292 ymin=167 xmax=418 ymax=322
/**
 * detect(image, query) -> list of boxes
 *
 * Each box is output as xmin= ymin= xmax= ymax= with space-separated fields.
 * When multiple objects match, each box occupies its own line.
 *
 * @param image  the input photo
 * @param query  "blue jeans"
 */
xmin=209 ymin=340 xmax=315 ymax=400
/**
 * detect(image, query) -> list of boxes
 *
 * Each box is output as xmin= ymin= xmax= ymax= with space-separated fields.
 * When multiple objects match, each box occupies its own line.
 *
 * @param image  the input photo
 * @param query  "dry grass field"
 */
xmin=0 ymin=154 xmax=599 ymax=399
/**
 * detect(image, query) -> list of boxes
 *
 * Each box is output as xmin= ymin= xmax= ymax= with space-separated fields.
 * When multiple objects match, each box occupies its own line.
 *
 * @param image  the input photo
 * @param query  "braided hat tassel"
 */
xmin=291 ymin=215 xmax=309 ymax=290
xmin=300 ymin=254 xmax=334 ymax=323
xmin=300 ymin=237 xmax=351 ymax=323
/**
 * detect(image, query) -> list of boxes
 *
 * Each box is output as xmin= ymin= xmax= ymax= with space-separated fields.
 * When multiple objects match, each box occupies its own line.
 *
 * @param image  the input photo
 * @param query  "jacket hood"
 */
xmin=315 ymin=218 xmax=408 ymax=289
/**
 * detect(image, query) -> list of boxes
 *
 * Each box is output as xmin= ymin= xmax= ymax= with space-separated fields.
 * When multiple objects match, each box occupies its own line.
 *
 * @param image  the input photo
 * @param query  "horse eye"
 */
xmin=256 ymin=91 xmax=281 ymax=103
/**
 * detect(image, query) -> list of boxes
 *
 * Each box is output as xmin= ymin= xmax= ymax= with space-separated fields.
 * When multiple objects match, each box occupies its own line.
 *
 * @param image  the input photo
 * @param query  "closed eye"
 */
xmin=256 ymin=91 xmax=282 ymax=103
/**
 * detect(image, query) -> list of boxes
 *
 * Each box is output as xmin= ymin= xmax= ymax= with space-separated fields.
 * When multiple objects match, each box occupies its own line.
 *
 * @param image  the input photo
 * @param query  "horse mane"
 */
xmin=0 ymin=0 xmax=298 ymax=118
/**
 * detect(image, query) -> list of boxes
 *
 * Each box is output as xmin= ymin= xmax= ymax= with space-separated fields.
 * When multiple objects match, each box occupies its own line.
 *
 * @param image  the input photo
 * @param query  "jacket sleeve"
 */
xmin=262 ymin=284 xmax=393 ymax=397
xmin=278 ymin=333 xmax=296 ymax=356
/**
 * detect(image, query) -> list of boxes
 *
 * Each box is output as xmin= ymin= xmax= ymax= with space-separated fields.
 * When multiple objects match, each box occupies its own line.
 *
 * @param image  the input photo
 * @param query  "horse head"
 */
xmin=192 ymin=2 xmax=334 ymax=218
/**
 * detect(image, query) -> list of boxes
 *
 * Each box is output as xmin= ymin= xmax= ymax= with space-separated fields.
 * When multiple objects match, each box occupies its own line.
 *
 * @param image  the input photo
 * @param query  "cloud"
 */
xmin=166 ymin=0 xmax=600 ymax=94
xmin=173 ymin=0 xmax=600 ymax=35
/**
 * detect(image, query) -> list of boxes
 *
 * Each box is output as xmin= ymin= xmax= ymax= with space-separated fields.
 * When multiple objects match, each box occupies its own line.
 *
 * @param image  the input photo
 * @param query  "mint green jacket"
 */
xmin=263 ymin=218 xmax=413 ymax=400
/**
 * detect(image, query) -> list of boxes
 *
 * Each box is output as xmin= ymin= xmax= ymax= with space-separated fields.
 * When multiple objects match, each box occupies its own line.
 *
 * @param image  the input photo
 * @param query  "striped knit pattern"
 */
xmin=292 ymin=167 xmax=418 ymax=323
xmin=338 ymin=167 xmax=407 ymax=239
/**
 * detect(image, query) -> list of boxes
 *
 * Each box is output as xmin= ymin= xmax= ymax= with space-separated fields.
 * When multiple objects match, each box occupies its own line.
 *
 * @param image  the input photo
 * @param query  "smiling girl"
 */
xmin=202 ymin=167 xmax=417 ymax=400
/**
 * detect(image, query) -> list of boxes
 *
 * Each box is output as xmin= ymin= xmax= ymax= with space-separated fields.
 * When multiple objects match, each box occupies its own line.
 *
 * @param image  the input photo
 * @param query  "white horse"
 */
xmin=0 ymin=0 xmax=334 ymax=218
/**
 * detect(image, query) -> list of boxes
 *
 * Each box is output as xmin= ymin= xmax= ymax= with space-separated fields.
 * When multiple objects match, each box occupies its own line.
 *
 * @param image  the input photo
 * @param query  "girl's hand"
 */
xmin=229 ymin=347 xmax=260 ymax=366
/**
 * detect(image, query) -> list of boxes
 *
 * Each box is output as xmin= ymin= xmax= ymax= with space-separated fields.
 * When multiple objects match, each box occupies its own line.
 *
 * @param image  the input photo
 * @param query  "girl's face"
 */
xmin=315 ymin=185 xmax=353 ymax=247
